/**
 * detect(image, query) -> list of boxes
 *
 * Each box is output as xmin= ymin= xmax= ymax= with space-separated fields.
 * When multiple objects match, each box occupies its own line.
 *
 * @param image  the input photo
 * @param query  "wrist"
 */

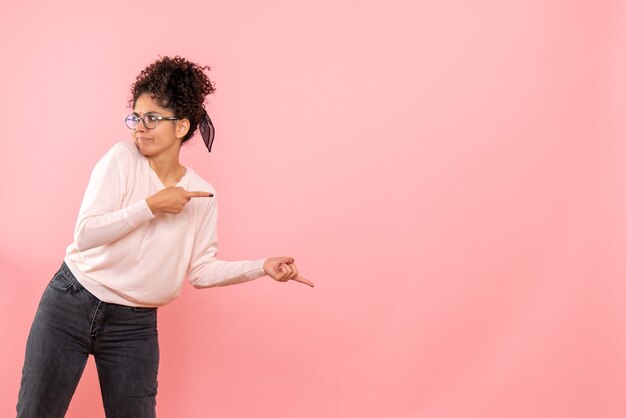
xmin=145 ymin=196 xmax=159 ymax=215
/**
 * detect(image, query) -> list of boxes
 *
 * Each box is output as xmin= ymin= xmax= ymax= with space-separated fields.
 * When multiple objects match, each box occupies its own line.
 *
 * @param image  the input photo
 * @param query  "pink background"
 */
xmin=1 ymin=0 xmax=626 ymax=417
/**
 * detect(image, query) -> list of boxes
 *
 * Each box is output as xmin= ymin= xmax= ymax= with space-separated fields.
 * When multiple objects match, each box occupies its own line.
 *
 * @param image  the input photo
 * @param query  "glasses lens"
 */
xmin=125 ymin=114 xmax=139 ymax=129
xmin=144 ymin=115 xmax=159 ymax=129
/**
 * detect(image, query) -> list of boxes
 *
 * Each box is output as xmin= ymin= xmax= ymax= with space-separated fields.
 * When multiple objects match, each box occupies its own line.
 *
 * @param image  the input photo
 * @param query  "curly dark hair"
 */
xmin=129 ymin=55 xmax=215 ymax=144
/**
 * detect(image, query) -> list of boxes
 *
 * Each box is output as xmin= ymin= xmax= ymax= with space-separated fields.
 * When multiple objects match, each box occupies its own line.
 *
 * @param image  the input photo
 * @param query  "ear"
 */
xmin=176 ymin=119 xmax=190 ymax=139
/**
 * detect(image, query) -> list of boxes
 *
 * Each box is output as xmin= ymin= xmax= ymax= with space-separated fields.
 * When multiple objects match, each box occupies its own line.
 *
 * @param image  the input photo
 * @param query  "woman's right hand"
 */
xmin=146 ymin=187 xmax=213 ymax=214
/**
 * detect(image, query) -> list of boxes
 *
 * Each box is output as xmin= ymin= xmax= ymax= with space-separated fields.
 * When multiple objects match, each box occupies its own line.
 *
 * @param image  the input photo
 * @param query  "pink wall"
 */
xmin=2 ymin=0 xmax=625 ymax=416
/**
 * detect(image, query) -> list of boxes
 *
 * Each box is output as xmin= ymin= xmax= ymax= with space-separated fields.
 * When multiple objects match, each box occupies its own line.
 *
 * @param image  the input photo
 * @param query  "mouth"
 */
xmin=136 ymin=137 xmax=154 ymax=143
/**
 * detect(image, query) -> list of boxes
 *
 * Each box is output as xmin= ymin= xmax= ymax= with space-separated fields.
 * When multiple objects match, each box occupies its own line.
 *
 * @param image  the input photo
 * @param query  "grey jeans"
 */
xmin=16 ymin=261 xmax=159 ymax=417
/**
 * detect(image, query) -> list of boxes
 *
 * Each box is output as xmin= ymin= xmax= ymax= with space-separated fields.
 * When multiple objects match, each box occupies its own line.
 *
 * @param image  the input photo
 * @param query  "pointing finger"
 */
xmin=291 ymin=275 xmax=314 ymax=288
xmin=188 ymin=191 xmax=214 ymax=198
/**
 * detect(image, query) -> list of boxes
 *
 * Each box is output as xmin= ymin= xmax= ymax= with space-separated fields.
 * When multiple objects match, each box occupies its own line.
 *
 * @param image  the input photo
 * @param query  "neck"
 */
xmin=148 ymin=153 xmax=186 ymax=185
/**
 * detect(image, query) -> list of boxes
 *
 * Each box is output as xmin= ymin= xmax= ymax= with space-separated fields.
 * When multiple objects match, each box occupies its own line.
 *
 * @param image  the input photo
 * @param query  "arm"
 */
xmin=187 ymin=195 xmax=314 ymax=288
xmin=74 ymin=144 xmax=155 ymax=251
xmin=187 ymin=194 xmax=268 ymax=288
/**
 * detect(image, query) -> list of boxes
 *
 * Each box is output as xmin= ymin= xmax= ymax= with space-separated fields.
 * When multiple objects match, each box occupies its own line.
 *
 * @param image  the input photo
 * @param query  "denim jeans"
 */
xmin=17 ymin=261 xmax=159 ymax=417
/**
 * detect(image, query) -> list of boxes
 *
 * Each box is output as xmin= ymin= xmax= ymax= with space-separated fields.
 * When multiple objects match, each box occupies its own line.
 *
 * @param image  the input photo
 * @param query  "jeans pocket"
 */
xmin=48 ymin=270 xmax=74 ymax=292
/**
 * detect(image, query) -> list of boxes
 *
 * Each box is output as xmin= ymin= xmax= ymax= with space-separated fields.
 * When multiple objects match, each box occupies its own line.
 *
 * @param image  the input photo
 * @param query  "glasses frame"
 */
xmin=125 ymin=112 xmax=180 ymax=130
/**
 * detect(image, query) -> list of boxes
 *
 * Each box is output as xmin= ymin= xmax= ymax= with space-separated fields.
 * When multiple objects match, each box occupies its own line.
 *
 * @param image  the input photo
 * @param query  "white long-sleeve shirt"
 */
xmin=64 ymin=140 xmax=267 ymax=307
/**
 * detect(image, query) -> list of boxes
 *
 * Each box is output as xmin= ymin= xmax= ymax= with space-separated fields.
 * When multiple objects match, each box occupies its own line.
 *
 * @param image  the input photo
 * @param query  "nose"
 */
xmin=135 ymin=116 xmax=149 ymax=132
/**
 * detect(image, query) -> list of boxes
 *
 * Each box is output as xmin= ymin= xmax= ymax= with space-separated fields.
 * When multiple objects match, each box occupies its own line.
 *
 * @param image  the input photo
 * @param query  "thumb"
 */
xmin=274 ymin=256 xmax=295 ymax=265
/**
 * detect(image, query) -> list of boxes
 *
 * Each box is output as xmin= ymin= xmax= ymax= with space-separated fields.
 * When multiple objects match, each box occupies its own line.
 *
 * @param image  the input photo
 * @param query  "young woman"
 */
xmin=16 ymin=55 xmax=313 ymax=417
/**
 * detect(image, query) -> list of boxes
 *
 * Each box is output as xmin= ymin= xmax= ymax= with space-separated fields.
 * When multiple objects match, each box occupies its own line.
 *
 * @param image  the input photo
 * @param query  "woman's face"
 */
xmin=131 ymin=93 xmax=189 ymax=159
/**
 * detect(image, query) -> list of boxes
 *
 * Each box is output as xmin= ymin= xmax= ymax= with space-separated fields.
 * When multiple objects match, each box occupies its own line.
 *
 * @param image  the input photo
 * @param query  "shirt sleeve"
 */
xmin=74 ymin=143 xmax=156 ymax=251
xmin=187 ymin=193 xmax=267 ymax=288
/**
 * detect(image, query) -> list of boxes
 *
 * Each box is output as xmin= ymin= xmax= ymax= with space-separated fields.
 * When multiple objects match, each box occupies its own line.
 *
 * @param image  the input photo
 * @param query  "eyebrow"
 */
xmin=132 ymin=111 xmax=162 ymax=116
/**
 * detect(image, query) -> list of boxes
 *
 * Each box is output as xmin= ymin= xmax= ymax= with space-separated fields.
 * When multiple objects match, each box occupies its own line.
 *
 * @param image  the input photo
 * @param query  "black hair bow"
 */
xmin=199 ymin=109 xmax=215 ymax=152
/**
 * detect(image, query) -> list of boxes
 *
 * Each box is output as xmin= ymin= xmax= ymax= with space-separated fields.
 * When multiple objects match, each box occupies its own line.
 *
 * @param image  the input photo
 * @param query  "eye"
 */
xmin=148 ymin=115 xmax=159 ymax=122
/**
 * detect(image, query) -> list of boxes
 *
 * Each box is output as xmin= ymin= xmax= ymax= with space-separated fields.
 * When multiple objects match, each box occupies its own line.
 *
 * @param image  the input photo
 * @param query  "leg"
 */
xmin=17 ymin=267 xmax=92 ymax=417
xmin=94 ymin=305 xmax=159 ymax=418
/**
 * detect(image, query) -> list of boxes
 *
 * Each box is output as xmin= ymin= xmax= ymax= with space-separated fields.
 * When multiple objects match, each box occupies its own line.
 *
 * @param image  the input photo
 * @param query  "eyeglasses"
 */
xmin=125 ymin=113 xmax=180 ymax=130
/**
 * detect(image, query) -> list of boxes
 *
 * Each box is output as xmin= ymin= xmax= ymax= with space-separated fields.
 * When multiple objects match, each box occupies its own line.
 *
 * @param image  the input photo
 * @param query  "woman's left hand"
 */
xmin=263 ymin=257 xmax=314 ymax=287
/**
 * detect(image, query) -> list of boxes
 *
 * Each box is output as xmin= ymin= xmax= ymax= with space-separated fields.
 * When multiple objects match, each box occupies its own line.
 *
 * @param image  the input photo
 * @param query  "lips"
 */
xmin=137 ymin=137 xmax=154 ymax=142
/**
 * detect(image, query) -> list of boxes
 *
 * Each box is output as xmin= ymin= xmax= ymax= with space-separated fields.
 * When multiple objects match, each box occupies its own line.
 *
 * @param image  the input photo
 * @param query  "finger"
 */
xmin=278 ymin=264 xmax=292 ymax=281
xmin=270 ymin=268 xmax=287 ymax=282
xmin=188 ymin=191 xmax=214 ymax=198
xmin=290 ymin=263 xmax=299 ymax=279
xmin=274 ymin=263 xmax=286 ymax=281
xmin=292 ymin=275 xmax=315 ymax=287
xmin=284 ymin=263 xmax=297 ymax=280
